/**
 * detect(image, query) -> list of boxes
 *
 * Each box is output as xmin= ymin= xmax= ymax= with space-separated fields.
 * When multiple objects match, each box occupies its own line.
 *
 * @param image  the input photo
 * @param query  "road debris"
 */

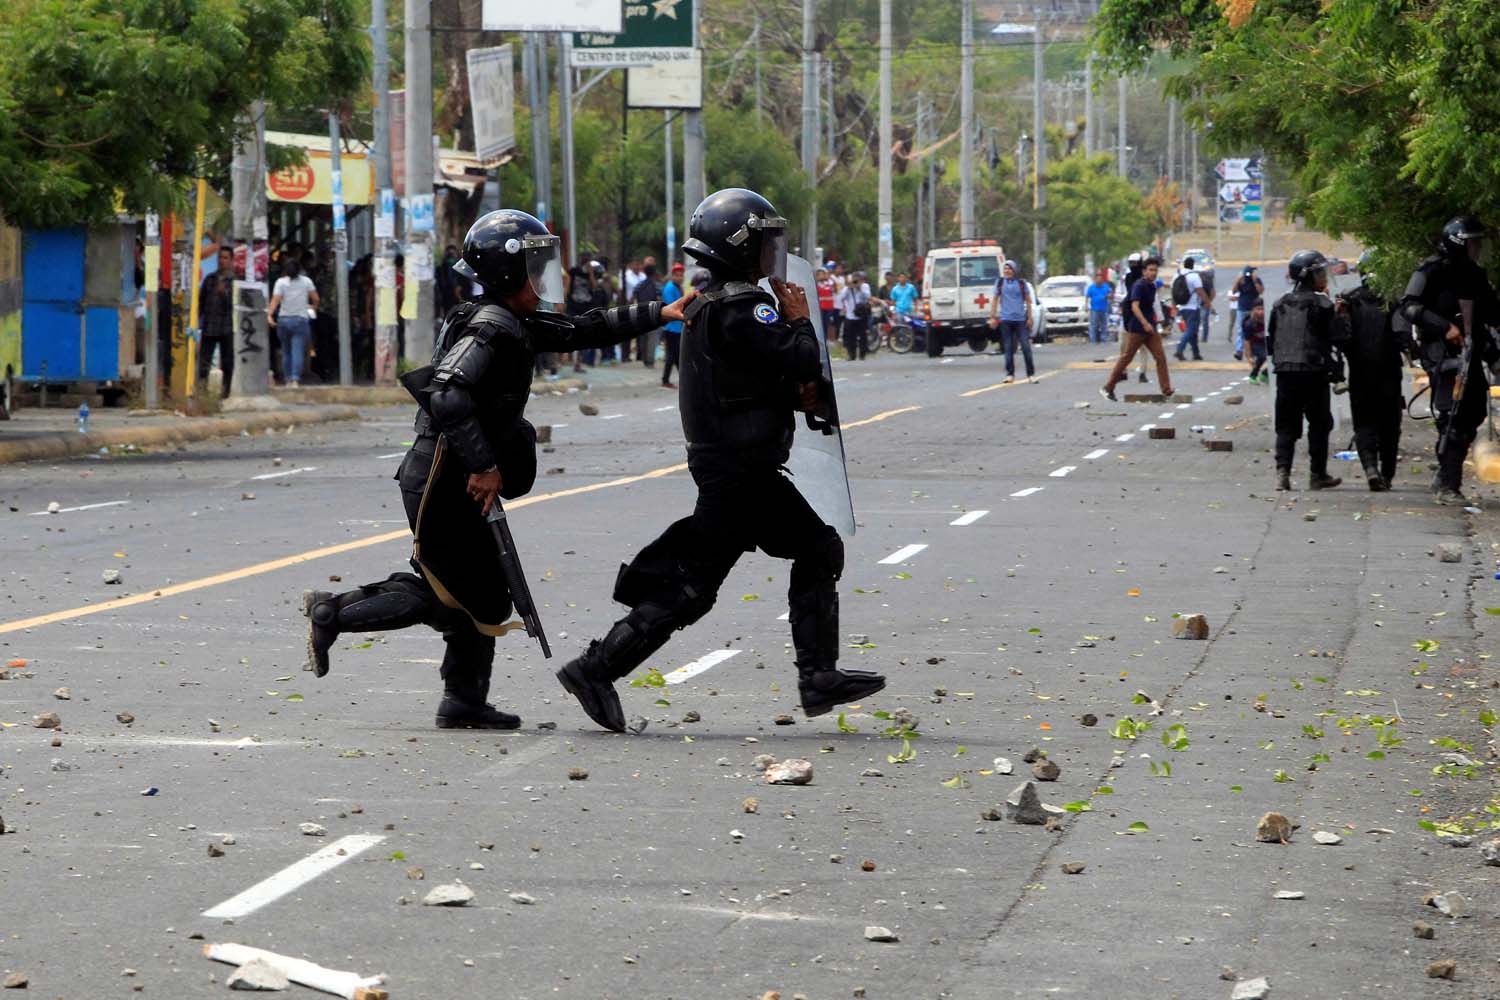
xmin=102 ymin=568 xmax=122 ymax=585
xmin=863 ymin=926 xmax=898 ymax=943
xmin=742 ymin=797 xmax=759 ymax=814
xmin=993 ymin=757 xmax=1014 ymax=775
xmin=52 ymin=687 xmax=70 ymax=701
xmin=1413 ymin=921 xmax=1436 ymax=939
xmin=579 ymin=403 xmax=600 ymax=416
xmin=567 ymin=768 xmax=589 ymax=781
xmin=299 ymin=823 xmax=327 ymax=837
xmin=1312 ymin=830 xmax=1342 ymax=846
xmin=1171 ymin=613 xmax=1209 ymax=639
xmin=1479 ymin=838 xmax=1500 ymax=865
xmin=1436 ymin=543 xmax=1463 ymax=563
xmin=773 ymin=714 xmax=795 ymax=725
xmin=509 ymin=892 xmax=536 ymax=905
xmin=1432 ymin=891 xmax=1469 ymax=918
xmin=208 ymin=843 xmax=226 ymax=858
xmin=204 ymin=943 xmax=387 ymax=999
xmin=1004 ymin=782 xmax=1053 ymax=825
xmin=764 ymin=759 xmax=813 ymax=785
xmin=626 ymin=716 xmax=649 ymax=734
xmin=116 ymin=711 xmax=135 ymax=724
xmin=227 ymin=956 xmax=290 ymax=990
xmin=2 ymin=973 xmax=27 ymax=989
xmin=422 ymin=883 xmax=475 ymax=907
xmin=1272 ymin=890 xmax=1304 ymax=900
xmin=1229 ymin=977 xmax=1269 ymax=1000
xmin=1060 ymin=862 xmax=1086 ymax=875
xmin=1426 ymin=959 xmax=1457 ymax=980
xmin=1255 ymin=812 xmax=1292 ymax=844
xmin=1032 ymin=758 xmax=1060 ymax=781
xmin=751 ymin=754 xmax=777 ymax=771
xmin=33 ymin=712 xmax=60 ymax=729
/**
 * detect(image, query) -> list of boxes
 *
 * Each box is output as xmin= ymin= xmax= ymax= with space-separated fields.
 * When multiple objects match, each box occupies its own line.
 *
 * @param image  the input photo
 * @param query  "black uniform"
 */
xmin=303 ymin=296 xmax=663 ymax=728
xmin=1341 ymin=282 xmax=1405 ymax=487
xmin=1398 ymin=254 xmax=1500 ymax=495
xmin=1269 ymin=288 xmax=1349 ymax=479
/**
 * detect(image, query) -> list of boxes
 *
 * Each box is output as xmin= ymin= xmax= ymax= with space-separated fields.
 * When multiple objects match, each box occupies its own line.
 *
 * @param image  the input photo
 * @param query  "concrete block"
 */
xmin=1437 ymin=543 xmax=1464 ymax=563
xmin=1223 ymin=395 xmax=1244 ymax=405
xmin=1204 ymin=439 xmax=1234 ymax=452
xmin=1148 ymin=426 xmax=1176 ymax=439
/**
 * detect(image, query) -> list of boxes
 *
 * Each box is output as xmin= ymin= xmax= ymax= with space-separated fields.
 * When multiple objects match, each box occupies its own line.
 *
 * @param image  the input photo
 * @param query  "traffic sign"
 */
xmin=1242 ymin=203 xmax=1262 ymax=224
xmin=1215 ymin=156 xmax=1262 ymax=182
xmin=573 ymin=1 xmax=696 ymax=67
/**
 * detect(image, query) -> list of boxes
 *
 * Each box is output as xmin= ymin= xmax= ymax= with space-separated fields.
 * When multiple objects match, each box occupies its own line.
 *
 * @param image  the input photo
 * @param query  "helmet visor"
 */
xmin=523 ymin=235 xmax=565 ymax=304
xmin=758 ymin=225 xmax=788 ymax=283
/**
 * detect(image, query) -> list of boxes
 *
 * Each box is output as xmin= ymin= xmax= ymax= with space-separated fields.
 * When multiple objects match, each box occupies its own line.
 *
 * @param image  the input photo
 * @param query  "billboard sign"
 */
xmin=467 ymin=45 xmax=516 ymax=163
xmin=482 ymin=1 xmax=621 ymax=32
xmin=626 ymin=49 xmax=703 ymax=109
xmin=573 ymin=0 xmax=696 ymax=67
xmin=1215 ymin=156 xmax=1263 ymax=182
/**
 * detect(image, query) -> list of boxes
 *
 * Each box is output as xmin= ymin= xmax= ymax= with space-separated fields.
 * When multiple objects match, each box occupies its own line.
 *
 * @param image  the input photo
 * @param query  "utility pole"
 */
xmin=1189 ymin=126 xmax=1199 ymax=230
xmin=664 ymin=111 xmax=675 ymax=266
xmin=753 ymin=15 xmax=763 ymax=120
xmin=877 ymin=0 xmax=893 ymax=277
xmin=1083 ymin=53 xmax=1094 ymax=157
xmin=403 ymin=0 xmax=435 ymax=364
xmin=1116 ymin=75 xmax=1127 ymax=178
xmin=329 ymin=110 xmax=352 ymax=385
xmin=559 ymin=32 xmax=577 ymax=263
xmin=826 ymin=59 xmax=836 ymax=160
xmin=682 ymin=0 xmax=705 ymax=238
xmin=927 ymin=93 xmax=937 ymax=246
xmin=1031 ymin=16 xmax=1045 ymax=281
xmin=371 ymin=0 xmax=397 ymax=386
xmin=537 ymin=37 xmax=553 ymax=223
xmin=524 ymin=37 xmax=548 ymax=223
xmin=144 ymin=211 xmax=160 ymax=408
xmin=1167 ymin=96 xmax=1177 ymax=191
xmin=801 ymin=0 xmax=818 ymax=258
xmin=914 ymin=92 xmax=925 ymax=258
xmin=959 ymin=0 xmax=974 ymax=239
xmin=229 ymin=100 xmax=271 ymax=400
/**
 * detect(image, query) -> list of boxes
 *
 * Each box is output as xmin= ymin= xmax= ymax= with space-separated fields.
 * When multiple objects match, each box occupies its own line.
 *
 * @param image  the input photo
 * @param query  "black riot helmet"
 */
xmin=1287 ymin=249 xmax=1328 ymax=288
xmin=1356 ymin=249 xmax=1376 ymax=283
xmin=682 ymin=188 xmax=789 ymax=281
xmin=454 ymin=209 xmax=565 ymax=305
xmin=1440 ymin=216 xmax=1486 ymax=260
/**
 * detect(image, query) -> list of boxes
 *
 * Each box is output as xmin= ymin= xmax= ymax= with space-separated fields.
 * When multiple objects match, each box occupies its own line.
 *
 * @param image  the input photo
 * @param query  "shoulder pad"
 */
xmin=432 ymin=334 xmax=491 ymax=387
xmin=465 ymin=303 xmax=523 ymax=343
xmin=718 ymin=281 xmax=767 ymax=301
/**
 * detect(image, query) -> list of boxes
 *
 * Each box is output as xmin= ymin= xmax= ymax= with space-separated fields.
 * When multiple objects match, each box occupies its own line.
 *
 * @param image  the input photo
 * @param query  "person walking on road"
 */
xmin=1231 ymin=266 xmax=1264 ymax=359
xmin=987 ymin=260 xmax=1036 ymax=382
xmin=1086 ymin=269 xmax=1113 ymax=344
xmin=1243 ymin=302 xmax=1269 ymax=384
xmin=1100 ymin=257 xmax=1174 ymax=400
xmin=1270 ymin=249 xmax=1350 ymax=492
xmin=268 ymin=255 xmax=318 ymax=387
xmin=554 ymin=188 xmax=885 ymax=733
xmin=302 ymin=209 xmax=692 ymax=730
xmin=1341 ymin=252 xmax=1405 ymax=491
xmin=660 ymin=262 xmax=686 ymax=388
xmin=838 ymin=270 xmax=873 ymax=361
xmin=1173 ymin=256 xmax=1211 ymax=361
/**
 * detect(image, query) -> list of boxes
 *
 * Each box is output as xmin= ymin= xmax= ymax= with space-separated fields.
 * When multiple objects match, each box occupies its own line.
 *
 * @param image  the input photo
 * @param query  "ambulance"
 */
xmin=919 ymin=240 xmax=1006 ymax=356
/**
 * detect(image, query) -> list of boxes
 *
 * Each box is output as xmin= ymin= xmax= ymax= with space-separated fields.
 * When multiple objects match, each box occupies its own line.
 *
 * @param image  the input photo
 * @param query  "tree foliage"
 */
xmin=0 ymin=0 xmax=368 ymax=230
xmin=1093 ymin=0 xmax=1500 ymax=284
xmin=1044 ymin=155 xmax=1156 ymax=274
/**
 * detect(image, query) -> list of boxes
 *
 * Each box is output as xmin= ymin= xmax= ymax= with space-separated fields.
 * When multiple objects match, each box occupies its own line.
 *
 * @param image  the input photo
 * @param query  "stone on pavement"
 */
xmin=509 ymin=892 xmax=536 ymax=905
xmin=1224 ymin=394 xmax=1244 ymax=405
xmin=1312 ymin=830 xmax=1342 ymax=845
xmin=298 ymin=822 xmax=326 ymax=837
xmin=51 ymin=687 xmax=70 ymax=701
xmin=1425 ymin=959 xmax=1456 ymax=980
xmin=422 ymin=883 xmax=475 ymax=907
xmin=226 ymin=957 xmax=290 ymax=991
xmin=1480 ymin=838 xmax=1500 ymax=865
xmin=2 ymin=973 xmax=27 ymax=989
xmin=1148 ymin=426 xmax=1176 ymax=439
xmin=1171 ymin=613 xmax=1210 ymax=640
xmin=102 ymin=568 xmax=122 ymax=585
xmin=1230 ymin=977 xmax=1270 ymax=1000
xmin=751 ymin=754 xmax=777 ymax=771
xmin=1433 ymin=892 xmax=1469 ymax=917
xmin=1412 ymin=921 xmax=1436 ymax=939
xmin=1436 ymin=542 xmax=1463 ymax=562
xmin=32 ymin=712 xmax=60 ymax=729
xmin=1060 ymin=862 xmax=1086 ymax=875
xmin=1031 ymin=758 xmax=1060 ymax=781
xmin=863 ymin=926 xmax=898 ymax=943
xmin=115 ymin=712 xmax=135 ymax=724
xmin=1004 ymin=782 xmax=1049 ymax=825
xmin=1204 ymin=439 xmax=1234 ymax=452
xmin=993 ymin=757 xmax=1014 ymax=774
xmin=764 ymin=759 xmax=813 ymax=785
xmin=1256 ymin=813 xmax=1293 ymax=843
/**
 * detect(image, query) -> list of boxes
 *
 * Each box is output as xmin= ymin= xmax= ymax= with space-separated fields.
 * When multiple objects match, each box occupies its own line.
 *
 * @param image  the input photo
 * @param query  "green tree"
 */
xmin=1043 ymin=154 xmax=1155 ymax=274
xmin=0 ymin=0 xmax=368 ymax=230
xmin=1092 ymin=0 xmax=1500 ymax=285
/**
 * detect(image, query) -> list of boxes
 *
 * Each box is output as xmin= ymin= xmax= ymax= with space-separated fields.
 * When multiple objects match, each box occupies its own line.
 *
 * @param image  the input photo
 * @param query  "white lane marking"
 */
xmin=1176 ymin=403 xmax=1191 ymax=410
xmin=950 ymin=510 xmax=990 ymax=526
xmin=1049 ymin=466 xmax=1076 ymax=478
xmin=250 ymin=466 xmax=318 ymax=480
xmin=1138 ymin=424 xmax=1155 ymax=431
xmin=551 ymin=423 xmax=569 ymax=429
xmin=665 ymin=648 xmax=742 ymax=685
xmin=28 ymin=500 xmax=129 ymax=516
xmin=1115 ymin=432 xmax=1136 ymax=442
xmin=777 ymin=611 xmax=790 ymax=621
xmin=1083 ymin=448 xmax=1109 ymax=460
xmin=202 ymin=834 xmax=386 ymax=920
xmin=1220 ymin=385 xmax=1235 ymax=391
xmin=879 ymin=543 xmax=929 ymax=565
xmin=1158 ymin=412 xmax=1175 ymax=420
xmin=1010 ymin=487 xmax=1044 ymax=498
xmin=834 ymin=377 xmax=849 ymax=384
xmin=653 ymin=405 xmax=676 ymax=412
xmin=376 ymin=452 xmax=406 ymax=459
xmin=600 ymin=414 xmax=625 ymax=420
xmin=1207 ymin=391 xmax=1221 ymax=397
xmin=939 ymin=358 xmax=955 ymax=365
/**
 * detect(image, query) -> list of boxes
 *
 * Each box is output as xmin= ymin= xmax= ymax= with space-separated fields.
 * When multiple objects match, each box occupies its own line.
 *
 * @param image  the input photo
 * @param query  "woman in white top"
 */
xmin=268 ymin=256 xmax=320 ymax=387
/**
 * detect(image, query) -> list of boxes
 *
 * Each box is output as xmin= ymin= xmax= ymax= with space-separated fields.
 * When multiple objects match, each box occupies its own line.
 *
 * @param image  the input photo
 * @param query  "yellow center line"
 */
xmin=959 ymin=368 xmax=1061 ymax=397
xmin=0 ymin=404 xmax=924 ymax=636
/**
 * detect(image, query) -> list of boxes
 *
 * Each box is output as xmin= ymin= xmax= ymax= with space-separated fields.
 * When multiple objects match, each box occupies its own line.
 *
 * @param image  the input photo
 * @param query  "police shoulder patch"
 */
xmin=753 ymin=302 xmax=780 ymax=325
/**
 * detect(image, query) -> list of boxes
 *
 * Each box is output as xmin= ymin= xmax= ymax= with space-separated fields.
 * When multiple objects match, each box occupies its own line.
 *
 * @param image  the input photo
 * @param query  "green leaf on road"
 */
xmin=1062 ymin=801 xmax=1092 ymax=812
xmin=629 ymin=668 xmax=667 ymax=688
xmin=893 ymin=572 xmax=913 ymax=580
xmin=1127 ymin=821 xmax=1149 ymax=833
xmin=1229 ymin=785 xmax=1243 ymax=793
xmin=836 ymin=712 xmax=859 ymax=734
xmin=653 ymin=698 xmax=671 ymax=708
xmin=940 ymin=775 xmax=969 ymax=789
xmin=741 ymin=594 xmax=760 ymax=601
xmin=286 ymin=693 xmax=304 ymax=702
xmin=1272 ymin=769 xmax=1293 ymax=783
xmin=1365 ymin=750 xmax=1386 ymax=760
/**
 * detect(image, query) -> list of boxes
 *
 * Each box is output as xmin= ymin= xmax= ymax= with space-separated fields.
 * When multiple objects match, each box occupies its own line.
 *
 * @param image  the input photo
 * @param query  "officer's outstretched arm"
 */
xmin=428 ymin=335 xmax=498 ymax=473
xmin=528 ymin=302 xmax=664 ymax=352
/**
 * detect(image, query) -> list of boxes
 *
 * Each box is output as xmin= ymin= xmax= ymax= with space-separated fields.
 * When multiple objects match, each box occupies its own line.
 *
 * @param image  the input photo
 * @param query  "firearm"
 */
xmin=486 ymin=499 xmax=552 ymax=658
xmin=1438 ymin=299 xmax=1477 ymax=455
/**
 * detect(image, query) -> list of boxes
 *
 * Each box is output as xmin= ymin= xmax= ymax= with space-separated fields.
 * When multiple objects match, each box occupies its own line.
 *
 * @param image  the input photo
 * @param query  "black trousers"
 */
xmin=1274 ymin=371 xmax=1335 ymax=474
xmin=1348 ymin=372 xmax=1402 ymax=481
xmin=198 ymin=335 xmax=234 ymax=395
xmin=1431 ymin=358 xmax=1490 ymax=491
xmin=842 ymin=317 xmax=869 ymax=360
xmin=594 ymin=452 xmax=844 ymax=681
xmin=661 ymin=331 xmax=681 ymax=384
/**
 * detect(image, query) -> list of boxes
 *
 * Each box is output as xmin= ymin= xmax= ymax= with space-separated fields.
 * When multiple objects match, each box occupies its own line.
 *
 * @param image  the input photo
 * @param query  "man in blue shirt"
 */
xmin=659 ymin=262 xmax=686 ymax=388
xmin=1086 ymin=270 xmax=1113 ymax=343
xmin=889 ymin=273 xmax=917 ymax=316
xmin=1100 ymin=257 xmax=1174 ymax=400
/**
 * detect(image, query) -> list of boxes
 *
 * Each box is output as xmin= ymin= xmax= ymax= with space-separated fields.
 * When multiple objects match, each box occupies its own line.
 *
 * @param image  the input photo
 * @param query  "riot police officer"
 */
xmin=1269 ymin=249 xmax=1350 ymax=491
xmin=1398 ymin=217 xmax=1500 ymax=504
xmin=301 ymin=210 xmax=689 ymax=729
xmin=555 ymin=188 xmax=886 ymax=733
xmin=1341 ymin=252 xmax=1406 ymax=491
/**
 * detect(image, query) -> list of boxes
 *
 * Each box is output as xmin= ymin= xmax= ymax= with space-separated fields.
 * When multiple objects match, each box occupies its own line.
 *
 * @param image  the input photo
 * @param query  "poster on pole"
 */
xmin=467 ymin=46 xmax=516 ymax=163
xmin=483 ymin=1 xmax=621 ymax=32
xmin=626 ymin=49 xmax=703 ymax=109
xmin=1214 ymin=156 xmax=1262 ymax=182
xmin=572 ymin=0 xmax=696 ymax=67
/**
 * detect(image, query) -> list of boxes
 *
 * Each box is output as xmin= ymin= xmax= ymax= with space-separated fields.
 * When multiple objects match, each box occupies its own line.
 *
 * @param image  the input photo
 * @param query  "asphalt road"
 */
xmin=2 ymin=319 xmax=1497 ymax=999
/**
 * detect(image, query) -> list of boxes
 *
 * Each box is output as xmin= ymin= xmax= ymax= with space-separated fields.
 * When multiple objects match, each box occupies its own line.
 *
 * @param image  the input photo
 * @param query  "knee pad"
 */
xmin=795 ymin=527 xmax=845 ymax=585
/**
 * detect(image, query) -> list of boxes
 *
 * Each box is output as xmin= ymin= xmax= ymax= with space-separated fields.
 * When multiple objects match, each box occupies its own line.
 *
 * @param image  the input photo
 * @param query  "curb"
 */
xmin=269 ymin=377 xmax=589 ymax=406
xmin=0 ymin=405 xmax=361 ymax=465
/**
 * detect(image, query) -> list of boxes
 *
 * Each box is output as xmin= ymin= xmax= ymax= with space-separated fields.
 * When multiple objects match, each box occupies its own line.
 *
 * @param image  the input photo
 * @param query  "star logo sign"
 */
xmin=651 ymin=0 xmax=681 ymax=18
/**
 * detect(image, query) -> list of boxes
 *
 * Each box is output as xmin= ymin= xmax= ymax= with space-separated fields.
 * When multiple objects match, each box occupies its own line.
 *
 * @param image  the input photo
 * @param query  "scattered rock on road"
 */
xmin=1436 ymin=543 xmax=1463 ymax=563
xmin=1256 ymin=812 xmax=1293 ymax=844
xmin=626 ymin=716 xmax=649 ymax=734
xmin=116 ymin=712 xmax=135 ymax=725
xmin=32 ymin=712 xmax=60 ymax=729
xmin=864 ymin=926 xmax=898 ymax=943
xmin=773 ymin=714 xmax=795 ymax=726
xmin=2 ymin=973 xmax=28 ymax=989
xmin=422 ymin=883 xmax=475 ymax=907
xmin=751 ymin=754 xmax=777 ymax=771
xmin=1312 ymin=830 xmax=1343 ymax=846
xmin=1480 ymin=838 xmax=1500 ymax=865
xmin=742 ymin=797 xmax=759 ymax=814
xmin=1171 ymin=613 xmax=1209 ymax=640
xmin=1413 ymin=921 xmax=1436 ymax=939
xmin=1060 ymin=862 xmax=1086 ymax=875
xmin=1032 ymin=758 xmax=1060 ymax=781
xmin=1021 ymin=747 xmax=1043 ymax=764
xmin=298 ymin=823 xmax=327 ymax=837
xmin=102 ymin=569 xmax=122 ymax=585
xmin=1004 ymin=782 xmax=1049 ymax=825
xmin=509 ymin=892 xmax=536 ymax=905
xmin=765 ymin=759 xmax=813 ymax=785
xmin=52 ymin=687 xmax=70 ymax=701
xmin=1433 ymin=892 xmax=1469 ymax=918
xmin=859 ymin=768 xmax=884 ymax=778
xmin=681 ymin=710 xmax=700 ymax=724
xmin=579 ymin=403 xmax=600 ymax=416
xmin=1272 ymin=890 xmax=1304 ymax=900
xmin=226 ymin=958 xmax=290 ymax=991
xmin=1426 ymin=959 xmax=1457 ymax=980
xmin=1229 ymin=977 xmax=1270 ymax=1000
xmin=567 ymin=768 xmax=589 ymax=781
xmin=207 ymin=843 xmax=225 ymax=858
xmin=993 ymin=757 xmax=1014 ymax=775
xmin=1080 ymin=713 xmax=1097 ymax=727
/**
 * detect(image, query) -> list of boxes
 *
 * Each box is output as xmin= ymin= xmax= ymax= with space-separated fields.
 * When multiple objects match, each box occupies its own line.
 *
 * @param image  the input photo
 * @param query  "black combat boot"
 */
xmin=556 ymin=616 xmax=660 ymax=733
xmin=798 ymin=666 xmax=887 ymax=718
xmin=1309 ymin=472 xmax=1342 ymax=490
xmin=435 ymin=632 xmax=520 ymax=730
xmin=789 ymin=583 xmax=886 ymax=717
xmin=1275 ymin=467 xmax=1292 ymax=492
xmin=303 ymin=575 xmax=436 ymax=677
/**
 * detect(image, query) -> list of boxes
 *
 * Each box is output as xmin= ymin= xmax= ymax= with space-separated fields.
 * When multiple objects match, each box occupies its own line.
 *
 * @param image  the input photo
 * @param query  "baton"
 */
xmin=486 ymin=499 xmax=552 ymax=658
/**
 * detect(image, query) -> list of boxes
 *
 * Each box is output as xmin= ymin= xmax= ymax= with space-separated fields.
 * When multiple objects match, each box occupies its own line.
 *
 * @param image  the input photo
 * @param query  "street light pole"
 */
xmin=877 ymin=0 xmax=893 ymax=277
xmin=1031 ymin=17 xmax=1046 ymax=281
xmin=371 ymin=0 xmax=397 ymax=386
xmin=403 ymin=0 xmax=435 ymax=364
xmin=801 ymin=0 xmax=818 ymax=257
xmin=1116 ymin=75 xmax=1127 ymax=178
xmin=959 ymin=0 xmax=975 ymax=239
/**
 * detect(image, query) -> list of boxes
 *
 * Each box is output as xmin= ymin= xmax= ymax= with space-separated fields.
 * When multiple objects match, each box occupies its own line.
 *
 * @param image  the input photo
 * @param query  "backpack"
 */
xmin=1170 ymin=272 xmax=1191 ymax=306
xmin=568 ymin=272 xmax=593 ymax=306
